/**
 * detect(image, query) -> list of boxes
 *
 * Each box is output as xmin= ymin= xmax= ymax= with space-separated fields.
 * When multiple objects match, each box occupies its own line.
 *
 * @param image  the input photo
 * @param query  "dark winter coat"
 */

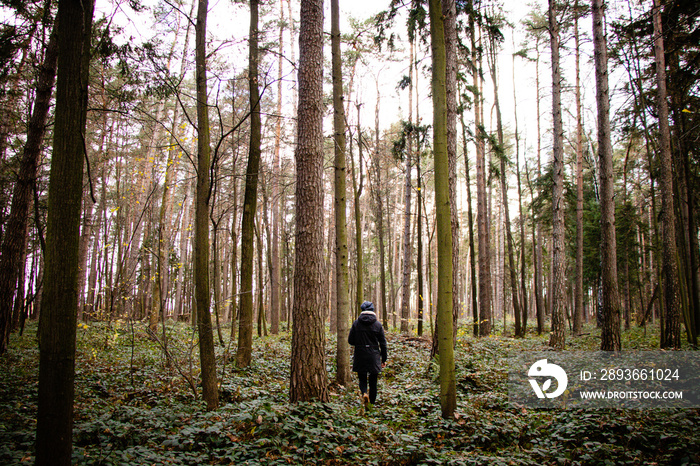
xmin=348 ymin=302 xmax=387 ymax=374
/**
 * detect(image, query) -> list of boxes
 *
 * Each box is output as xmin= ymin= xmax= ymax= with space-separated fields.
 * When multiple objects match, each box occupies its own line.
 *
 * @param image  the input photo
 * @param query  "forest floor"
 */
xmin=1 ymin=320 xmax=698 ymax=465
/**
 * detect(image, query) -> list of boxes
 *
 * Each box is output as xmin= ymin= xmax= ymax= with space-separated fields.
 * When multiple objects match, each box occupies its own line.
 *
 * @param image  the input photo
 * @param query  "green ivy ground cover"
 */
xmin=0 ymin=321 xmax=698 ymax=465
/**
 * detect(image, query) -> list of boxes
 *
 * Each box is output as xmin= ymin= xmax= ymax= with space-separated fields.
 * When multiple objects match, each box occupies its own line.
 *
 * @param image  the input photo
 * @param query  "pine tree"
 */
xmin=290 ymin=0 xmax=329 ymax=402
xmin=548 ymin=0 xmax=566 ymax=349
xmin=593 ymin=0 xmax=621 ymax=351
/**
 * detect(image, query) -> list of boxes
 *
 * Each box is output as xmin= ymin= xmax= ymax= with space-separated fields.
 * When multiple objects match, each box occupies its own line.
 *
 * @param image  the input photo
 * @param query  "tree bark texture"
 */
xmin=548 ymin=0 xmax=566 ymax=349
xmin=593 ymin=0 xmax=621 ymax=351
xmin=652 ymin=0 xmax=681 ymax=349
xmin=429 ymin=0 xmax=456 ymax=419
xmin=373 ymin=84 xmax=389 ymax=329
xmin=290 ymin=0 xmax=329 ymax=402
xmin=194 ymin=0 xmax=219 ymax=410
xmin=511 ymin=40 xmax=528 ymax=337
xmin=400 ymin=130 xmax=412 ymax=333
xmin=270 ymin=0 xmax=285 ymax=335
xmin=470 ymin=2 xmax=491 ymax=336
xmin=460 ymin=108 xmax=479 ymax=337
xmin=350 ymin=115 xmax=364 ymax=317
xmin=331 ymin=0 xmax=351 ymax=386
xmin=534 ymin=37 xmax=545 ymax=335
xmin=35 ymin=1 xmax=93 ymax=463
xmin=417 ymin=154 xmax=424 ymax=336
xmin=442 ymin=0 xmax=460 ymax=341
xmin=236 ymin=0 xmax=263 ymax=368
xmin=573 ymin=1 xmax=584 ymax=336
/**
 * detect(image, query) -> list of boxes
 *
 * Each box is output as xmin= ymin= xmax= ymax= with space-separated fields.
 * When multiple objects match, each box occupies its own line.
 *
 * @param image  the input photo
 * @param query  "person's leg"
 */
xmin=368 ymin=373 xmax=378 ymax=404
xmin=358 ymin=371 xmax=368 ymax=395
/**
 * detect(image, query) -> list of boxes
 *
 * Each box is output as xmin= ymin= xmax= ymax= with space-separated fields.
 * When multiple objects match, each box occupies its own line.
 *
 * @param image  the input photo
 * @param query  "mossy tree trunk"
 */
xmin=331 ymin=0 xmax=351 ymax=386
xmin=429 ymin=0 xmax=456 ymax=419
xmin=194 ymin=0 xmax=219 ymax=410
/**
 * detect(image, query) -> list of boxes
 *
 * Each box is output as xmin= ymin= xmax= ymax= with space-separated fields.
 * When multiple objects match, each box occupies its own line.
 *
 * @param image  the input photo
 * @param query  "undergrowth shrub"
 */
xmin=0 ymin=321 xmax=697 ymax=465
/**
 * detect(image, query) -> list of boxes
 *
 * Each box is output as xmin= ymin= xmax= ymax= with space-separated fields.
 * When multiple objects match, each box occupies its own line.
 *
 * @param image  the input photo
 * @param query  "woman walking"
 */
xmin=348 ymin=301 xmax=388 ymax=407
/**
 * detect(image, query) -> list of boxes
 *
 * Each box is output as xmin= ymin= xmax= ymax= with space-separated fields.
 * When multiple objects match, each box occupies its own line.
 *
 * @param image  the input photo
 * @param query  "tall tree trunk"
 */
xmin=270 ymin=0 xmax=285 ymax=335
xmin=652 ymin=0 xmax=681 ymax=349
xmin=417 ymin=150 xmax=424 ymax=336
xmin=512 ymin=35 xmax=528 ymax=337
xmin=86 ymin=119 xmax=111 ymax=318
xmin=573 ymin=0 xmax=585 ymax=336
xmin=123 ymin=148 xmax=158 ymax=320
xmin=667 ymin=45 xmax=699 ymax=344
xmin=621 ymin=0 xmax=662 ymax=331
xmin=331 ymin=0 xmax=351 ymax=385
xmin=534 ymin=37 xmax=545 ymax=335
xmin=548 ymin=0 xmax=566 ymax=349
xmin=255 ymin=216 xmax=267 ymax=337
xmin=323 ymin=183 xmax=334 ymax=325
xmin=442 ymin=0 xmax=459 ymax=341
xmin=263 ymin=182 xmax=274 ymax=331
xmin=237 ymin=0 xmax=263 ymax=367
xmin=35 ymin=0 xmax=94 ymax=463
xmin=212 ymin=216 xmax=225 ymax=345
xmin=194 ymin=0 xmax=219 ymax=410
xmin=401 ymin=37 xmax=414 ymax=334
xmin=283 ymin=218 xmax=292 ymax=325
xmin=175 ymin=177 xmax=193 ymax=320
xmin=373 ymin=79 xmax=389 ymax=329
xmin=593 ymin=0 xmax=621 ymax=351
xmin=350 ymin=108 xmax=364 ymax=317
xmin=85 ymin=175 xmax=103 ymax=318
xmin=429 ymin=0 xmax=456 ymax=419
xmin=470 ymin=2 xmax=491 ymax=336
xmin=228 ymin=118 xmax=240 ymax=332
xmin=670 ymin=118 xmax=695 ymax=342
xmin=77 ymin=188 xmax=95 ymax=323
xmin=487 ymin=26 xmax=520 ymax=337
xmin=401 ymin=142 xmax=412 ymax=333
xmin=460 ymin=107 xmax=479 ymax=337
xmin=0 ymin=22 xmax=58 ymax=353
xmin=99 ymin=158 xmax=112 ymax=317
xmin=390 ymin=197 xmax=398 ymax=328
xmin=290 ymin=0 xmax=329 ymax=402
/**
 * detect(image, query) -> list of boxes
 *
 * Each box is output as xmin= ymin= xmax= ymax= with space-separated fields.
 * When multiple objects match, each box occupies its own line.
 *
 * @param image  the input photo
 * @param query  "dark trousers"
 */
xmin=358 ymin=372 xmax=378 ymax=404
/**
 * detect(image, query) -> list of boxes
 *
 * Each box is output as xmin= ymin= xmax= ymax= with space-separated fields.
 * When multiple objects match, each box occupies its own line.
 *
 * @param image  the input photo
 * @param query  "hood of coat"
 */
xmin=359 ymin=310 xmax=377 ymax=325
xmin=359 ymin=301 xmax=376 ymax=325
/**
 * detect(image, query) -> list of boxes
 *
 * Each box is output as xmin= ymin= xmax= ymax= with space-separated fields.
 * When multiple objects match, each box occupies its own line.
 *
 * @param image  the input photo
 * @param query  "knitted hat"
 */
xmin=360 ymin=301 xmax=375 ymax=313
